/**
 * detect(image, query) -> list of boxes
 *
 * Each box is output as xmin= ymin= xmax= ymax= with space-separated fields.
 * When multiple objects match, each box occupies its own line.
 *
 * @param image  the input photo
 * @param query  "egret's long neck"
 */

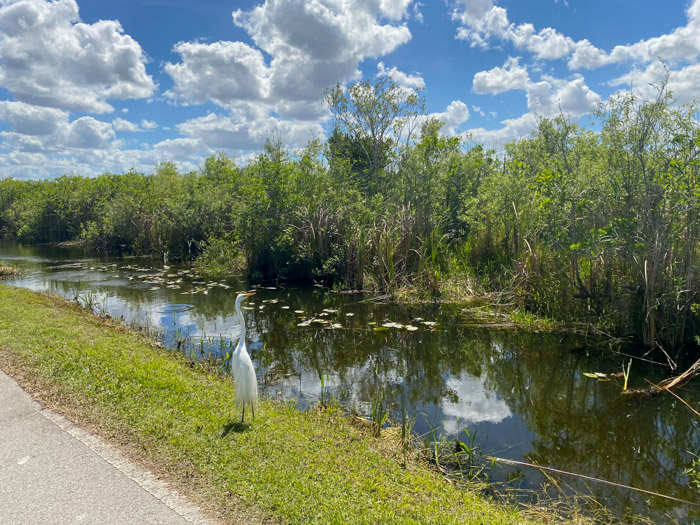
xmin=235 ymin=300 xmax=246 ymax=349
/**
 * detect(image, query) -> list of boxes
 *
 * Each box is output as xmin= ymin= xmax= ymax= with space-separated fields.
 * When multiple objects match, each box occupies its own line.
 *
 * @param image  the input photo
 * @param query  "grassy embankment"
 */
xmin=0 ymin=284 xmax=541 ymax=524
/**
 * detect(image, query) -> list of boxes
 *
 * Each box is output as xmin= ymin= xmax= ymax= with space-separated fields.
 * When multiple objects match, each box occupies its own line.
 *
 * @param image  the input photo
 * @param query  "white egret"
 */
xmin=231 ymin=291 xmax=258 ymax=422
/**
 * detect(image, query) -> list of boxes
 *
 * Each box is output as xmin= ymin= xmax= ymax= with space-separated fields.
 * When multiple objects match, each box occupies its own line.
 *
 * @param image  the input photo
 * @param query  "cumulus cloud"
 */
xmin=472 ymin=58 xmax=599 ymax=117
xmin=426 ymin=100 xmax=470 ymax=135
xmin=452 ymin=1 xmax=575 ymax=60
xmin=0 ymin=0 xmax=155 ymax=113
xmin=570 ymin=1 xmax=700 ymax=70
xmin=110 ymin=117 xmax=159 ymax=133
xmin=377 ymin=62 xmax=425 ymax=90
xmin=140 ymin=120 xmax=158 ymax=130
xmin=177 ymin=107 xmax=323 ymax=152
xmin=112 ymin=118 xmax=140 ymax=133
xmin=609 ymin=60 xmax=700 ymax=103
xmin=467 ymin=58 xmax=600 ymax=148
xmin=165 ymin=0 xmax=413 ymax=121
xmin=164 ymin=41 xmax=270 ymax=106
xmin=153 ymin=137 xmax=211 ymax=160
xmin=0 ymin=100 xmax=116 ymax=152
xmin=473 ymin=57 xmax=529 ymax=94
xmin=0 ymin=100 xmax=66 ymax=135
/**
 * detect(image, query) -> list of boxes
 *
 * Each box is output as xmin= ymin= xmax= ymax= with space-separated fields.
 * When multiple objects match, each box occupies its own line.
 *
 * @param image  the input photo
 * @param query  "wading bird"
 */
xmin=231 ymin=291 xmax=258 ymax=422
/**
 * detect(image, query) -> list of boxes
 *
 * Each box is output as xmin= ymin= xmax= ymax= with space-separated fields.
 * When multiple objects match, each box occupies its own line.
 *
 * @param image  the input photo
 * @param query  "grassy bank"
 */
xmin=0 ymin=284 xmax=538 ymax=524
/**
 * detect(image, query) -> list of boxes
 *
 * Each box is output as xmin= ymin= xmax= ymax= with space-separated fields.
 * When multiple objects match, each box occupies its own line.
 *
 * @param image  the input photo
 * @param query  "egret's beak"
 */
xmin=244 ymin=291 xmax=256 ymax=297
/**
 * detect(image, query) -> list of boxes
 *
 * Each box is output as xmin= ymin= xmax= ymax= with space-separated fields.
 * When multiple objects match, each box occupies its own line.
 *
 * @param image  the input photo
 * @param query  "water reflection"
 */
xmin=1 ymin=239 xmax=698 ymax=521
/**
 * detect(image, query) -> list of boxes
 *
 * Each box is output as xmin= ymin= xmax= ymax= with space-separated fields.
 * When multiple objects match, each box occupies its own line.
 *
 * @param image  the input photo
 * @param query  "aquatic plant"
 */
xmin=370 ymin=387 xmax=389 ymax=437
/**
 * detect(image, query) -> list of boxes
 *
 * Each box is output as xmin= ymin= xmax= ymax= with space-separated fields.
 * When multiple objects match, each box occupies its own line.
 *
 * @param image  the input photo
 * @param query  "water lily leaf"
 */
xmin=281 ymin=306 xmax=290 ymax=310
xmin=294 ymin=310 xmax=304 ymax=314
xmin=297 ymin=320 xmax=312 ymax=327
xmin=582 ymin=372 xmax=598 ymax=378
xmin=329 ymin=323 xmax=343 ymax=329
xmin=422 ymin=321 xmax=437 ymax=327
xmin=345 ymin=312 xmax=355 ymax=317
xmin=373 ymin=326 xmax=389 ymax=332
xmin=382 ymin=322 xmax=404 ymax=329
xmin=405 ymin=325 xmax=418 ymax=331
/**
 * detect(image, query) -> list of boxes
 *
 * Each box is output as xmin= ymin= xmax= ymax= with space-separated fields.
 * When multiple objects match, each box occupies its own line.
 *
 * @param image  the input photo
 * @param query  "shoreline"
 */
xmin=0 ymin=284 xmax=545 ymax=524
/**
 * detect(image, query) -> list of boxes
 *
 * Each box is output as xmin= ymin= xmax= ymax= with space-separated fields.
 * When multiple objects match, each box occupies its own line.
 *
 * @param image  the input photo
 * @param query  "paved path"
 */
xmin=0 ymin=369 xmax=216 ymax=525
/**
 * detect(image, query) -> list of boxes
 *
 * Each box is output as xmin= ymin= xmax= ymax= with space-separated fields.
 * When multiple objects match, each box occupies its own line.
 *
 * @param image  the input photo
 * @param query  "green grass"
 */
xmin=0 ymin=284 xmax=537 ymax=525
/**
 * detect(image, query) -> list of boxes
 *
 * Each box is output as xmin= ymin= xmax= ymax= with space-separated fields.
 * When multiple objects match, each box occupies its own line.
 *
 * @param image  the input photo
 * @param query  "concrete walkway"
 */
xmin=0 ymin=370 xmax=216 ymax=525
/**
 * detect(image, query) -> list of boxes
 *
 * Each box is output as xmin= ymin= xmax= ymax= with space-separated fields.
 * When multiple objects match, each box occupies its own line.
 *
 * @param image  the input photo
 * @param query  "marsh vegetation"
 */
xmin=1 ymin=79 xmax=697 ymax=354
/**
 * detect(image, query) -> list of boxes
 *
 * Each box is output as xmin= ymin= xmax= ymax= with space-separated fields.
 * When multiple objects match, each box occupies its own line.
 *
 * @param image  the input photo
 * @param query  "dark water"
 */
xmin=2 ymin=239 xmax=698 ymax=522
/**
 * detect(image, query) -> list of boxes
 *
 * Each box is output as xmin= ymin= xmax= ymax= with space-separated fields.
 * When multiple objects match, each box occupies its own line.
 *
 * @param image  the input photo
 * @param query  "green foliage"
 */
xmin=684 ymin=452 xmax=700 ymax=495
xmin=0 ymin=79 xmax=698 ymax=348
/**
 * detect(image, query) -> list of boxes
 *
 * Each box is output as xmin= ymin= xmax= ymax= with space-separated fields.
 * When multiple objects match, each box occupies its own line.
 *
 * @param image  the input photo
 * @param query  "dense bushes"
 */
xmin=0 ymin=80 xmax=697 ymax=348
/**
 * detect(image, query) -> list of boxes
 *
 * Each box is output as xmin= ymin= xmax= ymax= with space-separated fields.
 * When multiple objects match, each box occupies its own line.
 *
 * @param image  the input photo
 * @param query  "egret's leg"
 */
xmin=241 ymin=405 xmax=245 ymax=423
xmin=251 ymin=403 xmax=255 ymax=420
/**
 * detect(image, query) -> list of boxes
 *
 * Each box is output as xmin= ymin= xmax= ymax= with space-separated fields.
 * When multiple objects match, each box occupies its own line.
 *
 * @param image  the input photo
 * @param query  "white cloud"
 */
xmin=465 ymin=111 xmax=538 ymax=148
xmin=140 ymin=120 xmax=158 ymax=130
xmin=164 ymin=40 xmax=270 ymax=107
xmin=473 ymin=56 xmax=529 ymax=94
xmin=59 ymin=116 xmax=115 ymax=149
xmin=0 ymin=0 xmax=155 ymax=113
xmin=0 ymin=100 xmax=116 ymax=152
xmin=0 ymin=100 xmax=66 ymax=135
xmin=412 ymin=1 xmax=424 ymax=23
xmin=233 ymin=0 xmax=411 ymax=65
xmin=177 ymin=108 xmax=323 ymax=152
xmin=112 ymin=117 xmax=140 ymax=133
xmin=112 ymin=117 xmax=158 ymax=133
xmin=567 ymin=39 xmax=613 ymax=70
xmin=165 ymin=0 xmax=413 ymax=122
xmin=467 ymin=63 xmax=600 ymax=148
xmin=610 ymin=60 xmax=700 ymax=103
xmin=379 ymin=0 xmax=413 ymax=20
xmin=153 ymin=137 xmax=211 ymax=160
xmin=377 ymin=62 xmax=425 ymax=90
xmin=570 ymin=1 xmax=700 ymax=70
xmin=453 ymin=2 xmax=574 ymax=60
xmin=427 ymin=100 xmax=470 ymax=135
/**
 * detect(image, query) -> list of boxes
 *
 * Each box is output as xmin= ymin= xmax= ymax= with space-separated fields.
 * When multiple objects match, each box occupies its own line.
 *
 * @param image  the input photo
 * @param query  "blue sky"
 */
xmin=0 ymin=0 xmax=697 ymax=179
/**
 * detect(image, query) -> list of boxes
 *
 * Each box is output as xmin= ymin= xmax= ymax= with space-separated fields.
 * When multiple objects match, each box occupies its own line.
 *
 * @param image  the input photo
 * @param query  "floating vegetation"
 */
xmin=582 ymin=372 xmax=610 ymax=381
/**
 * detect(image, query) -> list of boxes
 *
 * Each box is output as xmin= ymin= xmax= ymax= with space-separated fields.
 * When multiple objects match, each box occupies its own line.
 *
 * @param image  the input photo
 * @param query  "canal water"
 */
xmin=1 ymin=239 xmax=698 ymax=522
